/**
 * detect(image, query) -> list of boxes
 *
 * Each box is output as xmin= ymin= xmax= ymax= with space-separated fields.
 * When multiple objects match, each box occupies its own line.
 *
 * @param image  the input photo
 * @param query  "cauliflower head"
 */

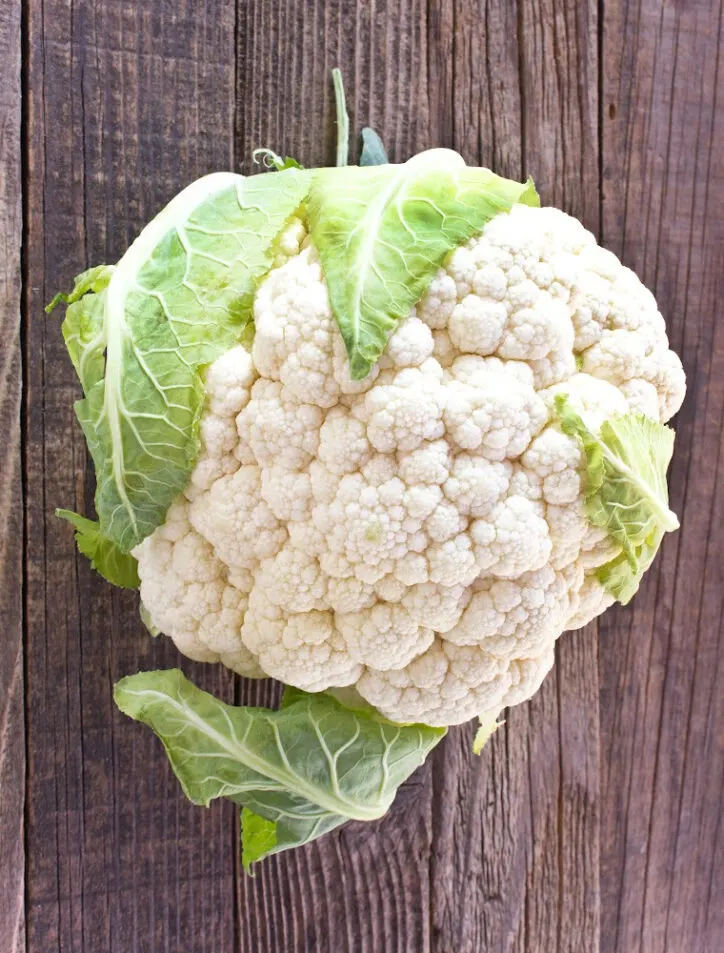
xmin=134 ymin=204 xmax=685 ymax=727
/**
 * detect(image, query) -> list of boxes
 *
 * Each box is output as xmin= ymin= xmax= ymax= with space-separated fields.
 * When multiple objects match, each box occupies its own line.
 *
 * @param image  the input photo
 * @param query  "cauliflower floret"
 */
xmin=431 ymin=328 xmax=456 ymax=367
xmin=499 ymin=651 xmax=555 ymax=709
xmin=416 ymin=270 xmax=458 ymax=329
xmin=184 ymin=414 xmax=241 ymax=501
xmin=237 ymin=379 xmax=322 ymax=469
xmin=385 ymin=315 xmax=435 ymax=367
xmin=425 ymin=500 xmax=469 ymax=542
xmin=326 ymin=576 xmax=377 ymax=613
xmin=134 ymin=501 xmax=262 ymax=677
xmin=252 ymin=247 xmax=340 ymax=407
xmin=444 ymin=454 xmax=512 ymax=516
xmin=450 ymin=354 xmax=535 ymax=389
xmin=261 ymin=465 xmax=313 ymax=522
xmin=362 ymin=362 xmax=446 ymax=453
xmin=318 ymin=470 xmax=437 ymax=582
xmin=448 ymin=294 xmax=507 ymax=355
xmin=427 ymin=533 xmax=479 ymax=586
xmin=637 ymin=348 xmax=686 ymax=421
xmin=337 ymin=603 xmax=434 ymax=669
xmin=498 ymin=294 xmax=574 ymax=361
xmin=272 ymin=215 xmax=307 ymax=266
xmin=136 ymin=201 xmax=685 ymax=730
xmin=447 ymin=245 xmax=477 ymax=296
xmin=565 ymin=575 xmax=615 ymax=630
xmin=471 ymin=496 xmax=552 ymax=577
xmin=543 ymin=372 xmax=629 ymax=429
xmin=189 ymin=465 xmax=287 ymax=570
xmin=529 ymin=349 xmax=578 ymax=389
xmin=581 ymin=328 xmax=685 ymax=421
xmin=317 ymin=406 xmax=371 ymax=475
xmin=445 ymin=567 xmax=572 ymax=660
xmin=444 ymin=375 xmax=546 ymax=459
xmin=399 ymin=439 xmax=452 ymax=486
xmin=619 ymin=379 xmax=661 ymax=419
xmin=546 ymin=502 xmax=589 ymax=570
xmin=204 ymin=344 xmax=257 ymax=417
xmin=184 ymin=345 xmax=257 ymax=500
xmin=402 ymin=582 xmax=470 ymax=632
xmin=522 ymin=427 xmax=581 ymax=505
xmin=241 ymin=593 xmax=362 ymax=691
xmin=357 ymin=640 xmax=512 ymax=726
xmin=256 ymin=544 xmax=327 ymax=613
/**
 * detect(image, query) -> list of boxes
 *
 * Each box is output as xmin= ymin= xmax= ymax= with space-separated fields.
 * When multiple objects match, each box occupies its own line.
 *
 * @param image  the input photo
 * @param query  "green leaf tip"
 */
xmin=241 ymin=808 xmax=279 ymax=872
xmin=359 ymin=128 xmax=388 ymax=166
xmin=555 ymin=394 xmax=679 ymax=605
xmin=308 ymin=152 xmax=541 ymax=380
xmin=519 ymin=176 xmax=541 ymax=208
xmin=114 ymin=668 xmax=445 ymax=868
xmin=472 ymin=714 xmax=504 ymax=755
xmin=139 ymin=602 xmax=160 ymax=636
xmin=45 ymin=264 xmax=115 ymax=313
xmin=56 ymin=508 xmax=140 ymax=589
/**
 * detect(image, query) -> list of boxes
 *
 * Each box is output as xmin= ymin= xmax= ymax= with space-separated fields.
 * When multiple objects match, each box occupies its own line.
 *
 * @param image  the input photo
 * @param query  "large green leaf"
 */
xmin=56 ymin=169 xmax=309 ymax=552
xmin=556 ymin=395 xmax=679 ymax=604
xmin=114 ymin=669 xmax=445 ymax=867
xmin=307 ymin=150 xmax=539 ymax=378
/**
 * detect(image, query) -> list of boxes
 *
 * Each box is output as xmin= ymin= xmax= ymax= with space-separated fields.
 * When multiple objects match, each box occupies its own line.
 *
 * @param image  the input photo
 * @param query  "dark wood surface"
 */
xmin=1 ymin=1 xmax=721 ymax=950
xmin=0 ymin=2 xmax=24 ymax=950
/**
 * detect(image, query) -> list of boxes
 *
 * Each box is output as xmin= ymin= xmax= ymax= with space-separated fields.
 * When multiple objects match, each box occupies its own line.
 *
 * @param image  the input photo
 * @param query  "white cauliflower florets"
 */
xmin=136 ymin=205 xmax=685 ymax=727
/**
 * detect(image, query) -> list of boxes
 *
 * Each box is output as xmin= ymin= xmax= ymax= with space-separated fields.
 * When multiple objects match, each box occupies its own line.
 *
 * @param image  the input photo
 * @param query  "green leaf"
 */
xmin=59 ymin=288 xmax=108 ymax=396
xmin=139 ymin=602 xmax=160 ymax=636
xmin=359 ymin=128 xmax=388 ymax=166
xmin=45 ymin=264 xmax=115 ymax=313
xmin=241 ymin=809 xmax=279 ymax=871
xmin=59 ymin=169 xmax=310 ymax=552
xmin=56 ymin=508 xmax=140 ymax=589
xmin=472 ymin=713 xmax=503 ymax=755
xmin=114 ymin=669 xmax=445 ymax=867
xmin=556 ymin=395 xmax=679 ymax=604
xmin=308 ymin=151 xmax=539 ymax=379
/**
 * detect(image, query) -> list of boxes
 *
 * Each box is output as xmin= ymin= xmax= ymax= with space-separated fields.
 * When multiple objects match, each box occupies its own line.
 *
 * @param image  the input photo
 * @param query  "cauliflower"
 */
xmin=132 ymin=204 xmax=685 ymax=727
xmin=56 ymin=100 xmax=685 ymax=868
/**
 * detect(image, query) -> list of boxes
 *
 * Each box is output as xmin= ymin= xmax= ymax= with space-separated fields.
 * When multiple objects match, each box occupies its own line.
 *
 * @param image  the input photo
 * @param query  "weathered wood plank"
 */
xmin=600 ymin=3 xmax=724 ymax=953
xmin=429 ymin=3 xmax=601 ymax=952
xmin=235 ymin=4 xmax=435 ymax=951
xmin=24 ymin=3 xmax=239 ymax=951
xmin=0 ymin=2 xmax=25 ymax=951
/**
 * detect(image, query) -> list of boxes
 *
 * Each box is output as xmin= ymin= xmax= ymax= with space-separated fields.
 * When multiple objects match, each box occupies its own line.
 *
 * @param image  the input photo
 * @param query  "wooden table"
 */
xmin=1 ymin=2 xmax=721 ymax=951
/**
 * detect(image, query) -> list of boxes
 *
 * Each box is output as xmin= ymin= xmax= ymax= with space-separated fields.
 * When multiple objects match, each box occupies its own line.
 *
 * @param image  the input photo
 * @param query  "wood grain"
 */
xmin=24 ymin=3 xmax=239 ymax=951
xmin=429 ymin=4 xmax=601 ymax=952
xmin=0 ymin=2 xmax=24 ymax=951
xmin=6 ymin=1 xmax=722 ymax=952
xmin=600 ymin=3 xmax=724 ymax=953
